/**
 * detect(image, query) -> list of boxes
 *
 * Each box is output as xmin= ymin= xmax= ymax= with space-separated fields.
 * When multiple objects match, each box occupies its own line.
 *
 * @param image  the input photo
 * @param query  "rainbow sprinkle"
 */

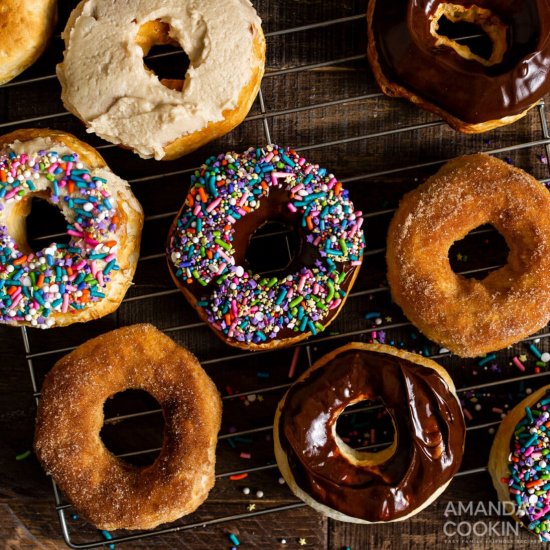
xmin=0 ymin=147 xmax=120 ymax=328
xmin=507 ymin=390 xmax=550 ymax=541
xmin=168 ymin=145 xmax=365 ymax=345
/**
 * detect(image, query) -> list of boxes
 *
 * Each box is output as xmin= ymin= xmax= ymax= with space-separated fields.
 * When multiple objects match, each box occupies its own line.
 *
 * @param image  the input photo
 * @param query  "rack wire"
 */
xmin=5 ymin=3 xmax=550 ymax=548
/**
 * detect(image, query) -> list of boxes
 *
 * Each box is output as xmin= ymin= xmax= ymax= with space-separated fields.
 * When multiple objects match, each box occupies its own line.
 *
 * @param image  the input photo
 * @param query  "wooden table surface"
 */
xmin=1 ymin=1 xmax=550 ymax=548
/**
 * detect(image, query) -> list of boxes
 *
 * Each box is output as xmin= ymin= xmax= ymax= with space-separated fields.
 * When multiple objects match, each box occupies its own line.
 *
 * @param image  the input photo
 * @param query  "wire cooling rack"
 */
xmin=3 ymin=2 xmax=550 ymax=548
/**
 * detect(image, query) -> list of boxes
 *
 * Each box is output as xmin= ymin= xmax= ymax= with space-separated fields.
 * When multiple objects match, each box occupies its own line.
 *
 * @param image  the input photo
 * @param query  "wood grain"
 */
xmin=0 ymin=0 xmax=549 ymax=548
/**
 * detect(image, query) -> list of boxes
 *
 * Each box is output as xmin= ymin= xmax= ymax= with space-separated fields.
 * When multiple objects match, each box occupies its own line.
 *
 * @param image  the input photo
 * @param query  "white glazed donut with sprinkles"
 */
xmin=167 ymin=145 xmax=365 ymax=350
xmin=0 ymin=129 xmax=143 ymax=329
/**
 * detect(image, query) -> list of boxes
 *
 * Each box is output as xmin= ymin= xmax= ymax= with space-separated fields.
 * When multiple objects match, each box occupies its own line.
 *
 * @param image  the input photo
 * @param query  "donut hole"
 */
xmin=335 ymin=398 xmax=396 ymax=462
xmin=246 ymin=221 xmax=300 ymax=274
xmin=448 ymin=224 xmax=510 ymax=280
xmin=100 ymin=389 xmax=164 ymax=467
xmin=437 ymin=16 xmax=495 ymax=61
xmin=430 ymin=4 xmax=508 ymax=66
xmin=14 ymin=195 xmax=70 ymax=254
xmin=138 ymin=21 xmax=191 ymax=92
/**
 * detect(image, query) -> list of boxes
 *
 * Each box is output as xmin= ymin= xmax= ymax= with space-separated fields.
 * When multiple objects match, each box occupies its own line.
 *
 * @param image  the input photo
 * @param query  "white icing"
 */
xmin=57 ymin=0 xmax=263 ymax=160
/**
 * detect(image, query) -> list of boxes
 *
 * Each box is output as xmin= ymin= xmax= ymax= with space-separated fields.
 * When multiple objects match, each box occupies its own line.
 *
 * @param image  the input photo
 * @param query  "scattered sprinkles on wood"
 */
xmin=0 ymin=147 xmax=120 ymax=328
xmin=168 ymin=145 xmax=365 ymax=345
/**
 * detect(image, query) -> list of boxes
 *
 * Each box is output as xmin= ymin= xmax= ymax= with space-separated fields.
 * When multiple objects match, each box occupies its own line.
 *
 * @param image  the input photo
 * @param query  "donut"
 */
xmin=489 ymin=385 xmax=550 ymax=541
xmin=367 ymin=1 xmax=550 ymax=133
xmin=273 ymin=342 xmax=465 ymax=523
xmin=57 ymin=0 xmax=266 ymax=160
xmin=167 ymin=145 xmax=365 ymax=350
xmin=34 ymin=323 xmax=222 ymax=531
xmin=0 ymin=129 xmax=143 ymax=329
xmin=387 ymin=154 xmax=550 ymax=358
xmin=0 ymin=0 xmax=57 ymax=85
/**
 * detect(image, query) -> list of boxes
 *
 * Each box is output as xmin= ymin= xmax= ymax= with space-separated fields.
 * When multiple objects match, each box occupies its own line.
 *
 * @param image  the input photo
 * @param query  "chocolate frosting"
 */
xmin=369 ymin=0 xmax=550 ymax=123
xmin=278 ymin=349 xmax=465 ymax=521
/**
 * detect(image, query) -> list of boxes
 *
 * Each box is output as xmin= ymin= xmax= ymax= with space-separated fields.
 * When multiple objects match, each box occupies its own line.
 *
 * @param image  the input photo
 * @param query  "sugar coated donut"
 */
xmin=57 ymin=0 xmax=266 ymax=160
xmin=0 ymin=0 xmax=57 ymax=85
xmin=387 ymin=154 xmax=550 ymax=358
xmin=274 ymin=343 xmax=465 ymax=523
xmin=167 ymin=145 xmax=365 ymax=350
xmin=0 ymin=129 xmax=143 ymax=329
xmin=489 ymin=385 xmax=550 ymax=541
xmin=34 ymin=323 xmax=222 ymax=531
xmin=367 ymin=1 xmax=550 ymax=132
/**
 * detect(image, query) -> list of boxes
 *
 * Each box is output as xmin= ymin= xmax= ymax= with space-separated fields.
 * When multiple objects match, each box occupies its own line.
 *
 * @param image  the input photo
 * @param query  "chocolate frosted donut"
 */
xmin=274 ymin=343 xmax=465 ymax=523
xmin=367 ymin=0 xmax=550 ymax=132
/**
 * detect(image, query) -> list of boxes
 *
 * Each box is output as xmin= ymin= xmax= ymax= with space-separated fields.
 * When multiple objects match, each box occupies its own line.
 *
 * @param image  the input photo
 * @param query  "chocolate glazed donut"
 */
xmin=274 ymin=343 xmax=465 ymax=522
xmin=367 ymin=0 xmax=550 ymax=132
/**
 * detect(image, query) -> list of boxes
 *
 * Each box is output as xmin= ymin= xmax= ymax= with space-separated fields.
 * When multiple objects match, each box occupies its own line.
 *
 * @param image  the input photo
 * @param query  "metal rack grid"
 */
xmin=4 ymin=5 xmax=550 ymax=548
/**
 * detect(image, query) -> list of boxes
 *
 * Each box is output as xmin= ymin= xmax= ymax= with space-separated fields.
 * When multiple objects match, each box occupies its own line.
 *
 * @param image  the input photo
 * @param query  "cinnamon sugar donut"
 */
xmin=0 ymin=0 xmax=57 ymax=85
xmin=387 ymin=154 xmax=550 ymax=357
xmin=57 ymin=0 xmax=266 ymax=160
xmin=34 ymin=324 xmax=222 ymax=531
xmin=0 ymin=129 xmax=143 ymax=328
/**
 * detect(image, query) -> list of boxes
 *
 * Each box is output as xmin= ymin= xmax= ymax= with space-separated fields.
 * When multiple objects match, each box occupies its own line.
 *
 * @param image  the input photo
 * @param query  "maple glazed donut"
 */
xmin=0 ymin=129 xmax=143 ymax=329
xmin=57 ymin=0 xmax=266 ymax=160
xmin=34 ymin=324 xmax=222 ymax=531
xmin=387 ymin=154 xmax=550 ymax=358
xmin=167 ymin=145 xmax=366 ymax=350
xmin=0 ymin=0 xmax=57 ymax=85
xmin=489 ymin=385 xmax=550 ymax=541
xmin=274 ymin=343 xmax=465 ymax=523
xmin=367 ymin=1 xmax=550 ymax=132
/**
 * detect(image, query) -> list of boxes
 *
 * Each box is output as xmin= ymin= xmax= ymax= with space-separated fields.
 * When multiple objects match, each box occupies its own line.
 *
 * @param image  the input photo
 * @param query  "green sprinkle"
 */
xmin=214 ymin=238 xmax=231 ymax=251
xmin=15 ymin=450 xmax=31 ymax=461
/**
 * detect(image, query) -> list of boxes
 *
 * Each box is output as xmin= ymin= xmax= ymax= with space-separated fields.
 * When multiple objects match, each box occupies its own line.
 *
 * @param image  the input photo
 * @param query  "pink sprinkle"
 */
xmin=288 ymin=347 xmax=300 ymax=379
xmin=329 ymin=299 xmax=342 ymax=310
xmin=313 ymin=283 xmax=319 ymax=295
xmin=328 ymin=177 xmax=337 ymax=186
xmin=313 ymin=237 xmax=321 ymax=246
xmin=216 ymin=262 xmax=227 ymax=276
xmin=238 ymin=190 xmax=249 ymax=207
xmin=227 ymin=216 xmax=236 ymax=224
xmin=231 ymin=300 xmax=238 ymax=316
xmin=74 ymin=222 xmax=84 ymax=232
xmin=286 ymin=288 xmax=294 ymax=301
xmin=193 ymin=204 xmax=202 ymax=216
xmin=287 ymin=203 xmax=297 ymax=213
xmin=67 ymin=230 xmax=84 ymax=238
xmin=97 ymin=272 xmax=104 ymax=286
xmin=62 ymin=294 xmax=69 ymax=313
xmin=74 ymin=260 xmax=86 ymax=270
xmin=356 ymin=217 xmax=364 ymax=230
xmin=5 ymin=190 xmax=17 ymax=200
xmin=370 ymin=428 xmax=376 ymax=444
xmin=105 ymin=254 xmax=116 ymax=262
xmin=264 ymin=152 xmax=274 ymax=163
xmin=47 ymin=163 xmax=59 ymax=174
xmin=298 ymin=157 xmax=306 ymax=166
xmin=236 ymin=207 xmax=247 ymax=216
xmin=66 ymin=161 xmax=73 ymax=174
xmin=304 ymin=164 xmax=313 ymax=174
xmin=218 ymin=250 xmax=232 ymax=263
xmin=351 ymin=260 xmax=362 ymax=266
xmin=463 ymin=408 xmax=473 ymax=421
xmin=85 ymin=238 xmax=99 ymax=246
xmin=512 ymin=356 xmax=526 ymax=372
xmin=348 ymin=225 xmax=358 ymax=239
xmin=10 ymin=295 xmax=22 ymax=309
xmin=91 ymin=261 xmax=98 ymax=278
xmin=524 ymin=446 xmax=534 ymax=457
xmin=291 ymin=183 xmax=303 ymax=194
xmin=492 ymin=407 xmax=504 ymax=414
xmin=206 ymin=197 xmax=222 ymax=213
xmin=240 ymin=452 xmax=251 ymax=459
xmin=297 ymin=275 xmax=307 ymax=292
